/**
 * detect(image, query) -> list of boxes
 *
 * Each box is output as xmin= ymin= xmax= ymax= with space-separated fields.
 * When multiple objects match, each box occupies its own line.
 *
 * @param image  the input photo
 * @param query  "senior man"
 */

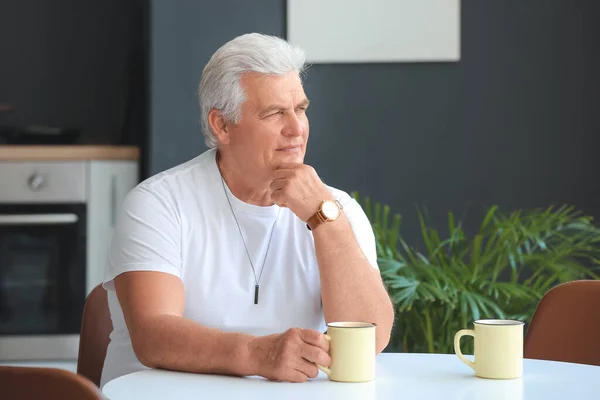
xmin=101 ymin=33 xmax=394 ymax=387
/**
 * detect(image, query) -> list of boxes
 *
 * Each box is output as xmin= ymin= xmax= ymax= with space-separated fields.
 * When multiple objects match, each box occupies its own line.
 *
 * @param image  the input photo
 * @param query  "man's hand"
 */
xmin=270 ymin=164 xmax=332 ymax=221
xmin=248 ymin=328 xmax=331 ymax=382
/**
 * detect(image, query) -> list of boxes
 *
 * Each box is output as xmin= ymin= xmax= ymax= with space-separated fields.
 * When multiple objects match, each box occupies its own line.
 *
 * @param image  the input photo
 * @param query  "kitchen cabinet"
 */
xmin=87 ymin=160 xmax=138 ymax=294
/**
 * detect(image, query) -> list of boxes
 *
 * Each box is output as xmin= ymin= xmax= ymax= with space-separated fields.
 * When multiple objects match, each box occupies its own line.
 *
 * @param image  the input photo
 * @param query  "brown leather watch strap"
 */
xmin=306 ymin=210 xmax=327 ymax=231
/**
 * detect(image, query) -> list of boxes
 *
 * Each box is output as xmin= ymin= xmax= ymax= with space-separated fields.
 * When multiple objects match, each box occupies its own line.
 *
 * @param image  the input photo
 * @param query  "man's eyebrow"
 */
xmin=297 ymin=98 xmax=310 ymax=108
xmin=258 ymin=99 xmax=310 ymax=117
xmin=259 ymin=104 xmax=286 ymax=117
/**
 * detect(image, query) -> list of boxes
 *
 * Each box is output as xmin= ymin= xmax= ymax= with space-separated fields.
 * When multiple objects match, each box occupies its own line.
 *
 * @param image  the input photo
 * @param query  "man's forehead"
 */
xmin=242 ymin=72 xmax=307 ymax=107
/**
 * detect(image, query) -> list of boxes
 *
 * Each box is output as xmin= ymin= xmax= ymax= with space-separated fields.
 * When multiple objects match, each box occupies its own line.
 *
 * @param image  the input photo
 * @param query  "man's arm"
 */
xmin=109 ymin=189 xmax=257 ymax=375
xmin=114 ymin=271 xmax=331 ymax=382
xmin=271 ymin=165 xmax=395 ymax=353
xmin=312 ymin=211 xmax=394 ymax=353
xmin=114 ymin=271 xmax=256 ymax=375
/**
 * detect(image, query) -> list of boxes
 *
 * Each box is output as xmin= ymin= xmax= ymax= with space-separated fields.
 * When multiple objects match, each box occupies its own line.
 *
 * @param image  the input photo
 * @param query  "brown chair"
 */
xmin=0 ymin=366 xmax=103 ymax=400
xmin=524 ymin=280 xmax=600 ymax=366
xmin=77 ymin=283 xmax=113 ymax=387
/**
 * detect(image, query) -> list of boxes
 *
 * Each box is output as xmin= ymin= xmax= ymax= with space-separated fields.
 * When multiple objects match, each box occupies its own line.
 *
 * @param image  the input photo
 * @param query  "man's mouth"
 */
xmin=276 ymin=145 xmax=301 ymax=152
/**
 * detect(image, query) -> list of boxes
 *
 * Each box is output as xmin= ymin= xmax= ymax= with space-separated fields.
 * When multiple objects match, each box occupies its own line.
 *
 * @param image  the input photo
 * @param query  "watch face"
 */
xmin=322 ymin=200 xmax=341 ymax=220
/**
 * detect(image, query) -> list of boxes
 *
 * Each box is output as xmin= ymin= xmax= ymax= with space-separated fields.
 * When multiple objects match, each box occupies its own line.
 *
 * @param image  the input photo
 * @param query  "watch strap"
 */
xmin=306 ymin=209 xmax=327 ymax=231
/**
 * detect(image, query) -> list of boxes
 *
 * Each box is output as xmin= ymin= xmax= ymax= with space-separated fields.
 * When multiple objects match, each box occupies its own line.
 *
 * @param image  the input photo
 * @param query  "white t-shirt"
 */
xmin=100 ymin=148 xmax=378 ymax=387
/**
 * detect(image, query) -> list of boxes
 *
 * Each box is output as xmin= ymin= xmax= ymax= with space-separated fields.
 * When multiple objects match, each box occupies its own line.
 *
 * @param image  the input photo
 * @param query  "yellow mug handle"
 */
xmin=454 ymin=329 xmax=476 ymax=370
xmin=316 ymin=334 xmax=332 ymax=376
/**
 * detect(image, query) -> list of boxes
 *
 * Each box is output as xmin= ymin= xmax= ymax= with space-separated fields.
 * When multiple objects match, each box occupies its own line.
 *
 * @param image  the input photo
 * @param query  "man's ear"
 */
xmin=208 ymin=109 xmax=230 ymax=145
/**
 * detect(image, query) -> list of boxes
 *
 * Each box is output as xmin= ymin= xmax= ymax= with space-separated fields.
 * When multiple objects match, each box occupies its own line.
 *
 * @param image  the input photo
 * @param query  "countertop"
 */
xmin=0 ymin=145 xmax=140 ymax=161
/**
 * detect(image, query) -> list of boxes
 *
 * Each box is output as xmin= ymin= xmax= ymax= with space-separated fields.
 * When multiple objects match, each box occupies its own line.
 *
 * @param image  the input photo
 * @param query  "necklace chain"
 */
xmin=220 ymin=174 xmax=279 ymax=304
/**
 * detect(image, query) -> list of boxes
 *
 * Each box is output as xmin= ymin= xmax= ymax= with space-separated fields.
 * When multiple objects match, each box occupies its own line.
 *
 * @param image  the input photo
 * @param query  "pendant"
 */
xmin=254 ymin=284 xmax=259 ymax=305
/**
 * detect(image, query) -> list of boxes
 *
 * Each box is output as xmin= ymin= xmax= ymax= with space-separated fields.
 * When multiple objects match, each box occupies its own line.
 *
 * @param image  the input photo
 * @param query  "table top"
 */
xmin=0 ymin=145 xmax=140 ymax=161
xmin=102 ymin=353 xmax=600 ymax=400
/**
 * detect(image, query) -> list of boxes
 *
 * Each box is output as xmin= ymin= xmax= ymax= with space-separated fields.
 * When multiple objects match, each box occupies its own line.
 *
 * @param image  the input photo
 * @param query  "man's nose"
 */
xmin=282 ymin=113 xmax=303 ymax=137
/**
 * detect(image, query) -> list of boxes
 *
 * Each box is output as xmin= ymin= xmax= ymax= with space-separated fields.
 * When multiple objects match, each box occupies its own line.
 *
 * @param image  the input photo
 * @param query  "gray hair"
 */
xmin=198 ymin=33 xmax=307 ymax=148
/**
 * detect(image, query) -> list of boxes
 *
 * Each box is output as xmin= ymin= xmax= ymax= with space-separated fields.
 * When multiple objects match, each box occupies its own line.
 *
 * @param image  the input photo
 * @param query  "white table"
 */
xmin=102 ymin=353 xmax=600 ymax=399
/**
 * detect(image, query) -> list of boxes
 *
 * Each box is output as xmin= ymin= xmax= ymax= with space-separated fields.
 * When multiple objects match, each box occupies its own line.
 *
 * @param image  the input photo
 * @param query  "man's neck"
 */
xmin=217 ymin=151 xmax=273 ymax=207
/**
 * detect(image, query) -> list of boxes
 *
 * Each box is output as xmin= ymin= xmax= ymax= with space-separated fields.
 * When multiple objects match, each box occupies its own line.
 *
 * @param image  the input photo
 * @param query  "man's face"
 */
xmin=225 ymin=71 xmax=310 ymax=174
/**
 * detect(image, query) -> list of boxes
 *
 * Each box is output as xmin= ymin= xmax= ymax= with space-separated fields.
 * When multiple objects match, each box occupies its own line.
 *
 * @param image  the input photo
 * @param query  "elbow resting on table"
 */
xmin=128 ymin=319 xmax=165 ymax=369
xmin=375 ymin=298 xmax=395 ymax=353
xmin=376 ymin=331 xmax=391 ymax=354
xmin=134 ymin=348 xmax=163 ymax=370
xmin=131 ymin=336 xmax=161 ymax=369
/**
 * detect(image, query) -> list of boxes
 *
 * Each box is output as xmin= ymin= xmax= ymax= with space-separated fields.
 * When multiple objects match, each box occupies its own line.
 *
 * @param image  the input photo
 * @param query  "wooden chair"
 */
xmin=524 ymin=280 xmax=600 ymax=366
xmin=0 ymin=366 xmax=102 ymax=400
xmin=77 ymin=284 xmax=113 ymax=387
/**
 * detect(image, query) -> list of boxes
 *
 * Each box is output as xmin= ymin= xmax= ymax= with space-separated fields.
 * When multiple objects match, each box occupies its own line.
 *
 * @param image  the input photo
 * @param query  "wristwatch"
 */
xmin=306 ymin=200 xmax=343 ymax=231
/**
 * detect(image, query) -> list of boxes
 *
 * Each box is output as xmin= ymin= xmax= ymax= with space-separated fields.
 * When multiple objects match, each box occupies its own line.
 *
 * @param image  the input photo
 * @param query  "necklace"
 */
xmin=220 ymin=174 xmax=279 ymax=305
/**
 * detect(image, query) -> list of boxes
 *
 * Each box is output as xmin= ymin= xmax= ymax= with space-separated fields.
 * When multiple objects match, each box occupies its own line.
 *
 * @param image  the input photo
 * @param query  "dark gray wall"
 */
xmin=149 ymin=0 xmax=285 ymax=173
xmin=0 ymin=0 xmax=143 ymax=144
xmin=149 ymin=0 xmax=600 ymax=238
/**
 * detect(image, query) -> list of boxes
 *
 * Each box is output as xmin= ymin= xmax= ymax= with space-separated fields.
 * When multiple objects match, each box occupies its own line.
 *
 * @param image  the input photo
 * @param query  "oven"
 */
xmin=0 ymin=162 xmax=87 ymax=360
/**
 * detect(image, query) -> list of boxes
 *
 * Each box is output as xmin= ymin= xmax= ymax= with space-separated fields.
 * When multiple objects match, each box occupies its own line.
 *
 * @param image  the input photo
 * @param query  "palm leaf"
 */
xmin=355 ymin=194 xmax=599 ymax=353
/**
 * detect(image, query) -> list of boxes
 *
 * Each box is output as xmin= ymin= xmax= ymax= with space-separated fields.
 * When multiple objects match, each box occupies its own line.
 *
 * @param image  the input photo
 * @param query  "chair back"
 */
xmin=524 ymin=280 xmax=600 ymax=366
xmin=0 ymin=366 xmax=103 ymax=400
xmin=77 ymin=283 xmax=113 ymax=387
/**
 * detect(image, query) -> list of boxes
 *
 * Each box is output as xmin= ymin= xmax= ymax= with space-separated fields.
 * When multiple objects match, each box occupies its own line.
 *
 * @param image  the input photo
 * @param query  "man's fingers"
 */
xmin=272 ymin=169 xmax=287 ymax=179
xmin=272 ymin=169 xmax=294 ymax=181
xmin=269 ymin=179 xmax=286 ymax=191
xmin=270 ymin=191 xmax=289 ymax=209
xmin=282 ymin=368 xmax=310 ymax=383
xmin=299 ymin=329 xmax=330 ymax=352
xmin=295 ymin=358 xmax=320 ymax=380
xmin=273 ymin=163 xmax=304 ymax=178
xmin=269 ymin=370 xmax=308 ymax=383
xmin=301 ymin=343 xmax=331 ymax=367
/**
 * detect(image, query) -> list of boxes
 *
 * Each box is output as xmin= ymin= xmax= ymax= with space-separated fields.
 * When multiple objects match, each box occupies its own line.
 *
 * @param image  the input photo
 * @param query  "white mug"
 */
xmin=317 ymin=322 xmax=376 ymax=382
xmin=454 ymin=319 xmax=524 ymax=379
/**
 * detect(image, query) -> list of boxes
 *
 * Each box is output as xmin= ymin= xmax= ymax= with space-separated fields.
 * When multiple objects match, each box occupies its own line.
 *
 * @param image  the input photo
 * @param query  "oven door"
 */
xmin=0 ymin=204 xmax=86 ymax=359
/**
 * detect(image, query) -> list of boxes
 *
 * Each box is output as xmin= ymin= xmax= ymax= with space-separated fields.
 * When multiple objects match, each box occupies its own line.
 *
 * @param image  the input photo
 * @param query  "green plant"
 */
xmin=353 ymin=193 xmax=600 ymax=354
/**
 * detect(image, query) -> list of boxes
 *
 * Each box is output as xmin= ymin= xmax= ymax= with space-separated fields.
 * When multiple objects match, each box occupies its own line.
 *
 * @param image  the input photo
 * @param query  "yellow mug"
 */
xmin=454 ymin=319 xmax=524 ymax=379
xmin=317 ymin=322 xmax=376 ymax=382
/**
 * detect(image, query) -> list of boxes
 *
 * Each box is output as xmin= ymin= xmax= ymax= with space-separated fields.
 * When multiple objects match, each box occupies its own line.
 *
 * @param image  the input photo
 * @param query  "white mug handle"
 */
xmin=316 ymin=334 xmax=332 ymax=375
xmin=454 ymin=329 xmax=476 ymax=370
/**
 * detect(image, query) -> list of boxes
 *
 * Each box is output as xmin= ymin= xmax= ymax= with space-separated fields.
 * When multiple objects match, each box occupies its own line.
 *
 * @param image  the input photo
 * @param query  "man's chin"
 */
xmin=276 ymin=151 xmax=305 ymax=164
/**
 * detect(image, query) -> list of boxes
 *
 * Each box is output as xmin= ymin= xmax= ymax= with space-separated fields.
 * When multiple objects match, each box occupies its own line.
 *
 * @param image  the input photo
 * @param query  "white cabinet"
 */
xmin=86 ymin=160 xmax=138 ymax=294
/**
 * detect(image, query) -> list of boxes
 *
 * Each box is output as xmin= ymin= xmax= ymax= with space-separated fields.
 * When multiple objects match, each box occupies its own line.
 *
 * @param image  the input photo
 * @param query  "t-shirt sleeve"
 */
xmin=103 ymin=186 xmax=182 ymax=291
xmin=336 ymin=193 xmax=379 ymax=270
